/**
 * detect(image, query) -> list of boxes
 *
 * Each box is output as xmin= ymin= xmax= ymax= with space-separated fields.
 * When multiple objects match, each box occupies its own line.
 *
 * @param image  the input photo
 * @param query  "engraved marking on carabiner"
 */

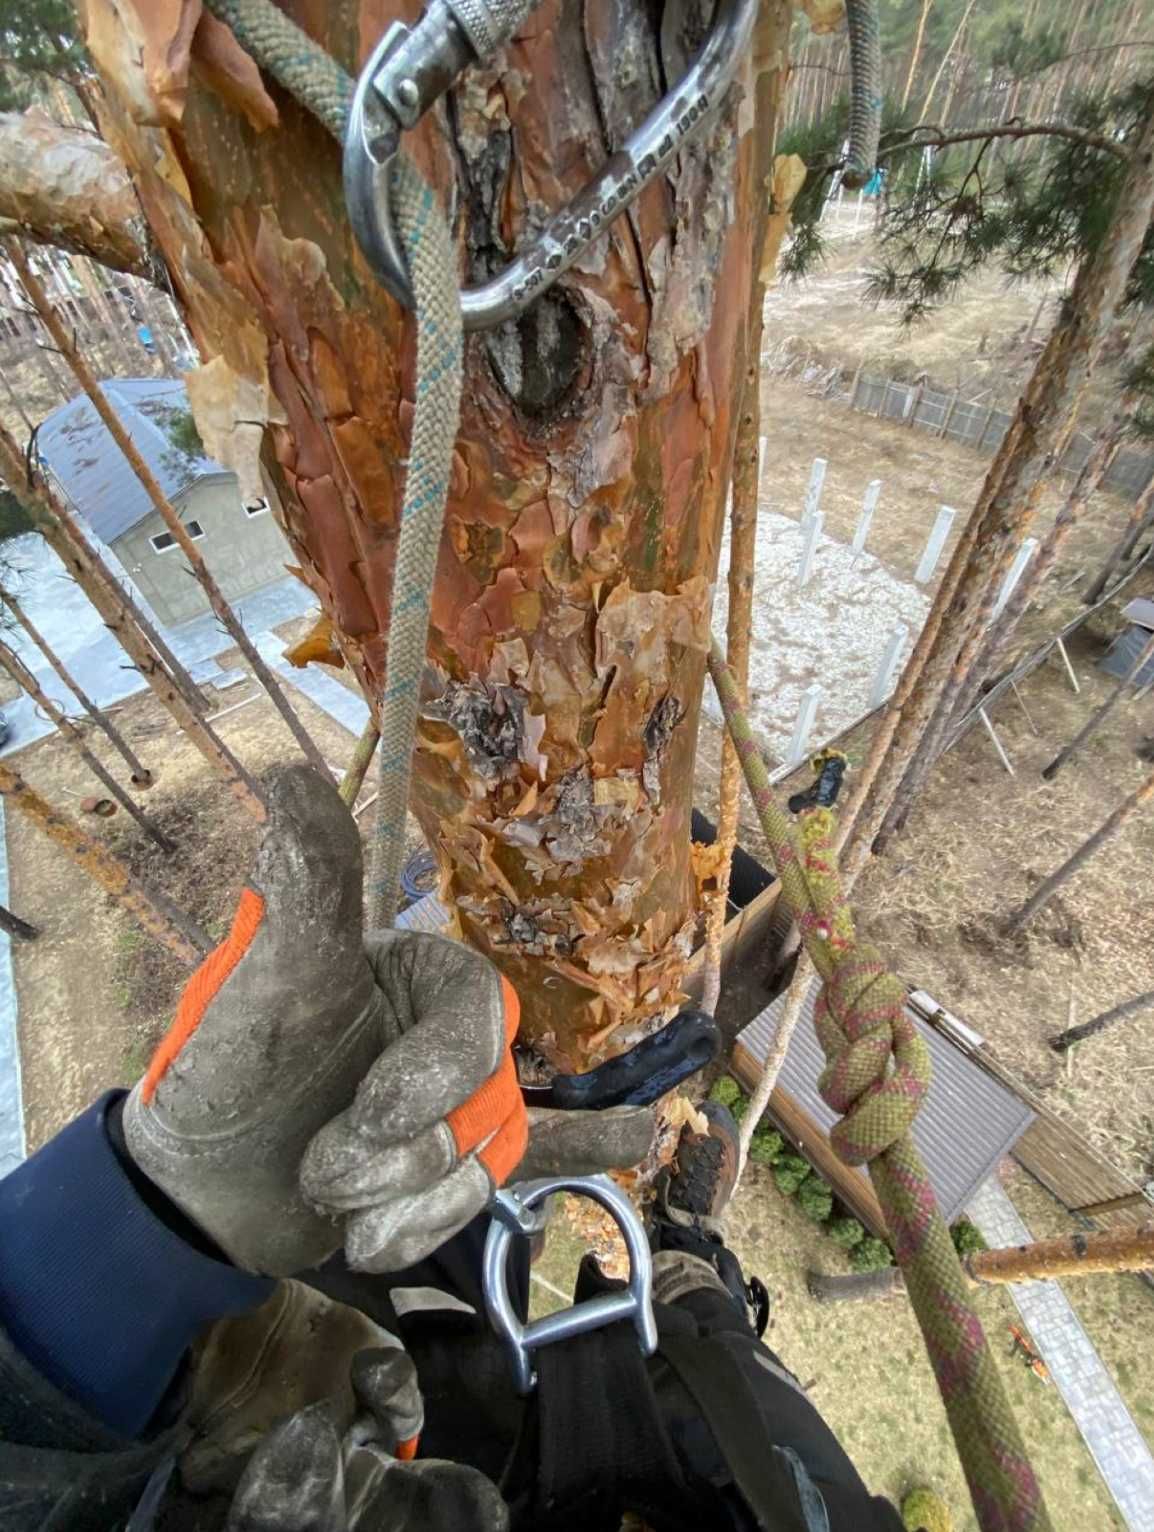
xmin=343 ymin=0 xmax=757 ymax=330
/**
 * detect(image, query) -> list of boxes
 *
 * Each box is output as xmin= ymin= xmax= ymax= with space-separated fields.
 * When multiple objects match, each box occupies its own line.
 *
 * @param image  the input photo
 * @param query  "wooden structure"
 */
xmin=733 ymin=981 xmax=1036 ymax=1237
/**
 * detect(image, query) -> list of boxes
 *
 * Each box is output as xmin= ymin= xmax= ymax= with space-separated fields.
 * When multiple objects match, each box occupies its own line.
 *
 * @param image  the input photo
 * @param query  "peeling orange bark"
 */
xmin=82 ymin=0 xmax=791 ymax=1062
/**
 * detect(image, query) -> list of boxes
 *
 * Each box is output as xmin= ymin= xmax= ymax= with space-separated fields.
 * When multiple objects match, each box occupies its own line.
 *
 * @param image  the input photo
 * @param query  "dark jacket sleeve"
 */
xmin=0 ymin=1092 xmax=272 ymax=1529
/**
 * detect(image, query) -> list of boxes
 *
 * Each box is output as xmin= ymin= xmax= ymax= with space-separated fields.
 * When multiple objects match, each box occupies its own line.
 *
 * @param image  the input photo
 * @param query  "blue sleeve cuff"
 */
xmin=0 ymin=1091 xmax=274 ymax=1438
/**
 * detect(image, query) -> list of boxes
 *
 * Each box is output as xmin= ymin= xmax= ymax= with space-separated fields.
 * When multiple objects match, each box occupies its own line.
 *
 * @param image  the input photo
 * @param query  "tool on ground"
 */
xmin=344 ymin=0 xmax=758 ymax=328
xmin=519 ymin=1009 xmax=721 ymax=1111
xmin=483 ymin=1174 xmax=657 ymax=1393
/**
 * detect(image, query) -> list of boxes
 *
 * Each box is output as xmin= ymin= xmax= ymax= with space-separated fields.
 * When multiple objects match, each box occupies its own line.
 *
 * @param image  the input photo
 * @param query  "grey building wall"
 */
xmin=112 ymin=474 xmax=292 ymax=627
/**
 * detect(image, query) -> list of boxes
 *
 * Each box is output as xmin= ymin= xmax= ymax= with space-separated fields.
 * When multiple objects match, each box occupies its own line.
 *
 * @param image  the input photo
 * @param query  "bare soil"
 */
xmin=770 ymin=222 xmax=1133 ymax=429
xmin=8 ymin=669 xmax=364 ymax=1149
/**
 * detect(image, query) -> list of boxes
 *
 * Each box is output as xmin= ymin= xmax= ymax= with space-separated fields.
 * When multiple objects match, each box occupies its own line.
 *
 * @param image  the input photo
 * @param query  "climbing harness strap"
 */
xmin=708 ymin=641 xmax=1051 ymax=1532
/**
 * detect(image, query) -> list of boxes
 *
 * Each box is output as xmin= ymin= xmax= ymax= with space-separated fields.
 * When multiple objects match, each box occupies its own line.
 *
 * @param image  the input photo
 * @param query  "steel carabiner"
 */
xmin=344 ymin=0 xmax=758 ymax=332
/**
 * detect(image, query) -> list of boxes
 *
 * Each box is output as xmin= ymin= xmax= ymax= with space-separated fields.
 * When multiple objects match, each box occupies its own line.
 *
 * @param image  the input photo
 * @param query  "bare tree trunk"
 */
xmin=339 ymin=719 xmax=380 ymax=807
xmin=46 ymin=490 xmax=210 ymax=720
xmin=0 ymin=422 xmax=266 ymax=820
xmin=901 ymin=0 xmax=934 ymax=112
xmin=0 ymin=761 xmax=208 ymax=962
xmin=1051 ymin=986 xmax=1154 ymax=1051
xmin=809 ymin=1223 xmax=1154 ymax=1301
xmin=701 ymin=250 xmax=772 ymax=1014
xmin=860 ymin=97 xmax=1154 ymax=858
xmin=1042 ymin=630 xmax=1154 ymax=780
xmin=920 ymin=0 xmax=978 ymax=119
xmin=0 ymin=584 xmax=153 ymax=786
xmin=1084 ymin=477 xmax=1154 ymax=605
xmin=1003 ymin=769 xmax=1154 ymax=933
xmin=0 ymin=903 xmax=38 ymax=941
xmin=7 ymin=238 xmax=330 ymax=782
xmin=951 ymin=366 xmax=1144 ymax=726
xmin=0 ymin=641 xmax=174 ymax=852
xmin=86 ymin=0 xmax=792 ymax=1060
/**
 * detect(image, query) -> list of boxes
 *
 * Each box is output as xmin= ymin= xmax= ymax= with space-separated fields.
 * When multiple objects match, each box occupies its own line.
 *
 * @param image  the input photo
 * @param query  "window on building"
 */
xmin=243 ymin=496 xmax=270 ymax=517
xmin=150 ymin=520 xmax=204 ymax=553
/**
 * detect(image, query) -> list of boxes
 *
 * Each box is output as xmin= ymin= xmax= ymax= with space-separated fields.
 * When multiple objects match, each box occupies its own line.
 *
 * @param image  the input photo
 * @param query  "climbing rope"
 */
xmin=709 ymin=640 xmax=1051 ymax=1532
xmin=204 ymin=0 xmax=463 ymax=928
xmin=198 ymin=10 xmax=1039 ymax=1527
xmin=843 ymin=0 xmax=883 ymax=189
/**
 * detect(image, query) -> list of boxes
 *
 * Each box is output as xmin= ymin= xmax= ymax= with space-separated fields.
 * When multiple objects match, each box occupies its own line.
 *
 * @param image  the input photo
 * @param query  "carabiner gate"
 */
xmin=343 ymin=0 xmax=758 ymax=331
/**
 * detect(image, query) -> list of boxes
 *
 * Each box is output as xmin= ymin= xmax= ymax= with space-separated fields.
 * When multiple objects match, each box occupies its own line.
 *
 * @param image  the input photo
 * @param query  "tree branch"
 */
xmin=0 ymin=109 xmax=148 ymax=275
xmin=878 ymin=121 xmax=1128 ymax=163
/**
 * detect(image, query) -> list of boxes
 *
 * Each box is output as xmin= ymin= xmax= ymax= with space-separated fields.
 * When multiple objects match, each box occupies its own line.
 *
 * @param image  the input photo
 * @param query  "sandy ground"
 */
xmin=8 ymin=670 xmax=366 ymax=1149
xmin=768 ymin=215 xmax=1131 ymax=430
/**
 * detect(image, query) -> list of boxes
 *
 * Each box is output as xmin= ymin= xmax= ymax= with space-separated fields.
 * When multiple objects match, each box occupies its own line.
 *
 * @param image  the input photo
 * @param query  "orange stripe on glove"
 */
xmin=446 ymin=976 xmax=528 ymax=1186
xmin=141 ymin=888 xmax=265 ymax=1103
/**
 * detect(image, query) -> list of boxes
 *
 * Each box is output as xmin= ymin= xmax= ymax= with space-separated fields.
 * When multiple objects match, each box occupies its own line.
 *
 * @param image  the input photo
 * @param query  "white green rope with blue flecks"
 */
xmin=205 ymin=0 xmax=463 ymax=926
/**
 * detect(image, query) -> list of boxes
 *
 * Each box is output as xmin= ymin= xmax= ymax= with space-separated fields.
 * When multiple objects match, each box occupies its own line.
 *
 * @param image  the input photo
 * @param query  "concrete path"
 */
xmin=0 ymin=803 xmax=23 ymax=1177
xmin=0 ymin=533 xmax=314 ymax=757
xmin=968 ymin=1178 xmax=1154 ymax=1531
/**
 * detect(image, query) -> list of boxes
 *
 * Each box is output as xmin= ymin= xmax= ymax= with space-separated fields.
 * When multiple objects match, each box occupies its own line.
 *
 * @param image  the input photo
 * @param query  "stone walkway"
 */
xmin=968 ymin=1178 xmax=1154 ymax=1531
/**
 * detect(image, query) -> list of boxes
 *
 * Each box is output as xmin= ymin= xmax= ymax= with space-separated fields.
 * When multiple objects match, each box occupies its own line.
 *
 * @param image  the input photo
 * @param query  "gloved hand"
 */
xmin=228 ymin=1373 xmax=507 ymax=1532
xmin=125 ymin=764 xmax=654 ymax=1276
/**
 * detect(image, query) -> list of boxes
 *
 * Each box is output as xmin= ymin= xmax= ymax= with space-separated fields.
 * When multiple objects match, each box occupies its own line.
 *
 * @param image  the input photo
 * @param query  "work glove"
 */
xmin=125 ymin=764 xmax=655 ymax=1276
xmin=227 ymin=1368 xmax=507 ymax=1531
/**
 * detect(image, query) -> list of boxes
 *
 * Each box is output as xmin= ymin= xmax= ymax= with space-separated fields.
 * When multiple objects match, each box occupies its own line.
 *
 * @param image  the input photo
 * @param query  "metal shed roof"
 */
xmin=36 ymin=378 xmax=222 ymax=543
xmin=738 ymin=977 xmax=1035 ymax=1224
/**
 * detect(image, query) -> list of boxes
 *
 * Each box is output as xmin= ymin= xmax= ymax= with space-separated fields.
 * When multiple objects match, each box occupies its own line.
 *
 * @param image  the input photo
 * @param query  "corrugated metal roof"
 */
xmin=36 ymin=378 xmax=223 ymax=543
xmin=1102 ymin=624 xmax=1154 ymax=687
xmin=739 ymin=978 xmax=1035 ymax=1224
xmin=1121 ymin=597 xmax=1154 ymax=630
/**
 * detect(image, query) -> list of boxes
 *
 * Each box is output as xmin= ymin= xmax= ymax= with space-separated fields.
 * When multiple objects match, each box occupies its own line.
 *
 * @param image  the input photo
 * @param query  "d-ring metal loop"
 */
xmin=344 ymin=0 xmax=757 ymax=331
xmin=483 ymin=1174 xmax=657 ymax=1394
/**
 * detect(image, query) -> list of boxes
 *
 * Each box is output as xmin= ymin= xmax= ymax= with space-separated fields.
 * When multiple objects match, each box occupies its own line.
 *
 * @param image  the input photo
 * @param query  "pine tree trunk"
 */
xmin=1042 ymin=630 xmax=1154 ymax=781
xmin=85 ymin=0 xmax=791 ymax=1061
xmin=900 ymin=0 xmax=934 ymax=112
xmin=950 ymin=366 xmax=1143 ymax=730
xmin=0 ymin=903 xmax=39 ymax=942
xmin=1084 ymin=477 xmax=1154 ymax=605
xmin=0 ymin=584 xmax=154 ymax=786
xmin=0 ymin=761 xmax=208 ymax=963
xmin=861 ymin=96 xmax=1154 ymax=858
xmin=1003 ymin=769 xmax=1154 ymax=933
xmin=7 ymin=238 xmax=331 ymax=782
xmin=1051 ymin=986 xmax=1154 ymax=1051
xmin=0 ymin=641 xmax=174 ymax=852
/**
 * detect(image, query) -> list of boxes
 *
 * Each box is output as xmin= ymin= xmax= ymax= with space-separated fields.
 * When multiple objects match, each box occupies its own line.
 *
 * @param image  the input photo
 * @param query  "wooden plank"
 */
xmin=732 ymin=1039 xmax=887 ymax=1239
xmin=1073 ymin=1190 xmax=1154 ymax=1219
xmin=967 ymin=1047 xmax=1150 ymax=1227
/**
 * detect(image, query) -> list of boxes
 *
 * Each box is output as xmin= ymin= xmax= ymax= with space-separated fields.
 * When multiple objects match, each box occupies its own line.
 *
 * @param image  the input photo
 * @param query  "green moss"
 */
xmin=748 ymin=1128 xmax=783 ymax=1166
xmin=773 ymin=1153 xmax=810 ymax=1196
xmin=709 ymin=1075 xmax=743 ymax=1111
xmin=950 ymin=1217 xmax=987 ymax=1257
xmin=827 ymin=1216 xmax=865 ymax=1249
xmin=849 ymin=1236 xmax=894 ymax=1273
xmin=901 ymin=1486 xmax=952 ymax=1532
xmin=797 ymin=1174 xmax=833 ymax=1223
